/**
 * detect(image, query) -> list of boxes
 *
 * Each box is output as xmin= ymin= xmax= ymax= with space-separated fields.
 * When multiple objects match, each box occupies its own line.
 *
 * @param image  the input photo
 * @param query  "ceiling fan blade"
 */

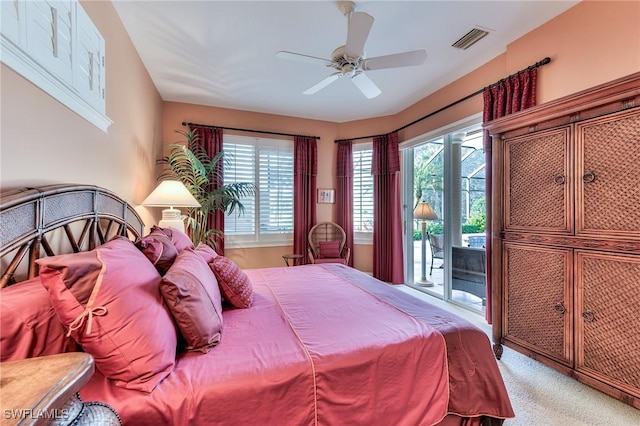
xmin=276 ymin=51 xmax=333 ymax=67
xmin=363 ymin=49 xmax=427 ymax=71
xmin=351 ymin=72 xmax=381 ymax=99
xmin=303 ymin=73 xmax=341 ymax=95
xmin=345 ymin=11 xmax=374 ymax=58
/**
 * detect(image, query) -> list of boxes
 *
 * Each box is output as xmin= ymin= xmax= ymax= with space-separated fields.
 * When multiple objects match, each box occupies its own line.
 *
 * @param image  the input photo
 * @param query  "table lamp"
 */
xmin=414 ymin=201 xmax=438 ymax=286
xmin=141 ymin=180 xmax=201 ymax=233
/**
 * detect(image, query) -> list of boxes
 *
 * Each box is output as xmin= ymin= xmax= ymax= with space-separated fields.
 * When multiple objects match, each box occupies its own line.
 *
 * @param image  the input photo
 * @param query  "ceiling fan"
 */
xmin=276 ymin=1 xmax=427 ymax=99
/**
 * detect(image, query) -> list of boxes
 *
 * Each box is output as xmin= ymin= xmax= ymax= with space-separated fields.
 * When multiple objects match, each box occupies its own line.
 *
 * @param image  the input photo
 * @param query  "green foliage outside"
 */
xmin=467 ymin=198 xmax=486 ymax=231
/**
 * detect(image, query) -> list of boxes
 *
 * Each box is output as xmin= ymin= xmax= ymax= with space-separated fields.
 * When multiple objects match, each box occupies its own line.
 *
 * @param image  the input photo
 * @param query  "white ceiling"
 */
xmin=113 ymin=1 xmax=579 ymax=123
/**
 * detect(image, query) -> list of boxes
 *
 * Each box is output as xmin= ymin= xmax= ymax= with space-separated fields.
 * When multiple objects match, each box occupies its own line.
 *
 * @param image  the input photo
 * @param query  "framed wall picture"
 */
xmin=317 ymin=188 xmax=335 ymax=204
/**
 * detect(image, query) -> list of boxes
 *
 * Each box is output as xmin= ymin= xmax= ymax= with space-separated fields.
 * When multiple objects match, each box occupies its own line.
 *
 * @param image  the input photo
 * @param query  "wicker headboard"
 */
xmin=0 ymin=184 xmax=144 ymax=287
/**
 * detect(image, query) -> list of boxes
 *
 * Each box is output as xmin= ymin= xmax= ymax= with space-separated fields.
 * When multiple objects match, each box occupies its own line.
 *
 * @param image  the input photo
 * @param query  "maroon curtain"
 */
xmin=193 ymin=126 xmax=225 ymax=254
xmin=294 ymin=136 xmax=317 ymax=264
xmin=336 ymin=140 xmax=354 ymax=267
xmin=372 ymin=132 xmax=404 ymax=284
xmin=483 ymin=68 xmax=537 ymax=323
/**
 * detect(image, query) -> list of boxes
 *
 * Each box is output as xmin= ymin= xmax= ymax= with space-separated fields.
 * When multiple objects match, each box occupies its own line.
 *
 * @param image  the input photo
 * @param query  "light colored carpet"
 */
xmin=398 ymin=285 xmax=640 ymax=426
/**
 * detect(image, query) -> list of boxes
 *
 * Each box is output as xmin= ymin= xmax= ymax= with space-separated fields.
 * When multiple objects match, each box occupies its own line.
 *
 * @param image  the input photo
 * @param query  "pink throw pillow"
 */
xmin=135 ymin=229 xmax=179 ymax=275
xmin=151 ymin=226 xmax=194 ymax=252
xmin=194 ymin=243 xmax=219 ymax=264
xmin=160 ymin=249 xmax=223 ymax=353
xmin=319 ymin=240 xmax=341 ymax=258
xmin=209 ymin=256 xmax=253 ymax=309
xmin=0 ymin=277 xmax=76 ymax=361
xmin=37 ymin=237 xmax=178 ymax=393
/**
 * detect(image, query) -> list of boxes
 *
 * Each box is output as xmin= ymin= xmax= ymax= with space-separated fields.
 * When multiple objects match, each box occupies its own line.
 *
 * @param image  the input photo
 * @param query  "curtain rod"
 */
xmin=182 ymin=122 xmax=320 ymax=140
xmin=334 ymin=56 xmax=551 ymax=143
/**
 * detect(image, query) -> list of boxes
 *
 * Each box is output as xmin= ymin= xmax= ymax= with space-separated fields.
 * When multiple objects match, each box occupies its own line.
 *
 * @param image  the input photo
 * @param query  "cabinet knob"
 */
xmin=553 ymin=302 xmax=566 ymax=314
xmin=582 ymin=171 xmax=596 ymax=183
xmin=553 ymin=174 xmax=566 ymax=185
xmin=582 ymin=310 xmax=596 ymax=322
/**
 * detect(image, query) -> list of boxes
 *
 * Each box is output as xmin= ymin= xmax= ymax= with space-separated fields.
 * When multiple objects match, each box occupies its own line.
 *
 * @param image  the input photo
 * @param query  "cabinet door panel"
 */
xmin=577 ymin=109 xmax=640 ymax=239
xmin=504 ymin=127 xmax=572 ymax=234
xmin=504 ymin=242 xmax=573 ymax=365
xmin=576 ymin=251 xmax=640 ymax=395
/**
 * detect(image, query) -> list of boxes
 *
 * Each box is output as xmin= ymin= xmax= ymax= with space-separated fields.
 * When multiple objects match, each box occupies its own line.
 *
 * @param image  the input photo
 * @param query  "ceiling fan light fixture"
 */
xmin=452 ymin=27 xmax=490 ymax=50
xmin=276 ymin=1 xmax=427 ymax=99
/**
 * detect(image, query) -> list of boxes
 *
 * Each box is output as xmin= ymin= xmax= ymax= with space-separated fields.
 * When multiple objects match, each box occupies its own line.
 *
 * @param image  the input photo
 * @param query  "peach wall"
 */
xmin=0 ymin=1 xmax=164 ymax=229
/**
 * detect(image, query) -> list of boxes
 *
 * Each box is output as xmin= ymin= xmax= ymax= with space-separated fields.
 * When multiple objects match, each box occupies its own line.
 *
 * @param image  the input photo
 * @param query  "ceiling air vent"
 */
xmin=452 ymin=27 xmax=490 ymax=50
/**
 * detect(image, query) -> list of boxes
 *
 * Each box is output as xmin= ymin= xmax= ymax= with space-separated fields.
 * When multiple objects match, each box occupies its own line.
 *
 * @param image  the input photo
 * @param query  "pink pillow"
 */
xmin=209 ymin=256 xmax=253 ymax=308
xmin=319 ymin=240 xmax=341 ymax=258
xmin=194 ymin=243 xmax=218 ymax=264
xmin=37 ymin=237 xmax=178 ymax=393
xmin=135 ymin=229 xmax=179 ymax=275
xmin=160 ymin=249 xmax=223 ymax=353
xmin=0 ymin=277 xmax=76 ymax=361
xmin=151 ymin=226 xmax=194 ymax=252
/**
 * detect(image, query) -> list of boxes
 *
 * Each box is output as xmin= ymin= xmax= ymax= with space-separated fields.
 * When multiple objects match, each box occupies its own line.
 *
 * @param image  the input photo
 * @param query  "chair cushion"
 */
xmin=318 ymin=240 xmax=341 ymax=258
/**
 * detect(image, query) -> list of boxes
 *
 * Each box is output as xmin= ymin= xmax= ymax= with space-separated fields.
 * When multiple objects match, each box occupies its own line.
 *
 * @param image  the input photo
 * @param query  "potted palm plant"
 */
xmin=158 ymin=129 xmax=255 ymax=248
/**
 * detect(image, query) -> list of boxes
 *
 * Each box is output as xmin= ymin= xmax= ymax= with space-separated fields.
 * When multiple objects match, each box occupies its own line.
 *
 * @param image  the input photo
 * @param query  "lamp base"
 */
xmin=416 ymin=279 xmax=434 ymax=287
xmin=158 ymin=208 xmax=185 ymax=233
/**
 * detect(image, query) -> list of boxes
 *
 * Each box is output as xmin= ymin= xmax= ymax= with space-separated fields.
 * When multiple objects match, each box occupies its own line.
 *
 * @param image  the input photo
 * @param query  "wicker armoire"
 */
xmin=485 ymin=72 xmax=640 ymax=408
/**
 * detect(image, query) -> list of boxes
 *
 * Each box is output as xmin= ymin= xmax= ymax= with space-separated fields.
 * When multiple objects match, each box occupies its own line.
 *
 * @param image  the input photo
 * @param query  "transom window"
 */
xmin=223 ymin=135 xmax=293 ymax=247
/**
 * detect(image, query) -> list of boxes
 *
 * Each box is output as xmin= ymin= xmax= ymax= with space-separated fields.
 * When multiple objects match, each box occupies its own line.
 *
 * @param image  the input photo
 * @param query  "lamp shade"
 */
xmin=414 ymin=201 xmax=438 ymax=221
xmin=141 ymin=180 xmax=201 ymax=208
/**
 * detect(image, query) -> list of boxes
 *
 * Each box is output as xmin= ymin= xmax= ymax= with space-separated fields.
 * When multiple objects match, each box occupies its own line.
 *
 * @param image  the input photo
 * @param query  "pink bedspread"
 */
xmin=80 ymin=264 xmax=513 ymax=425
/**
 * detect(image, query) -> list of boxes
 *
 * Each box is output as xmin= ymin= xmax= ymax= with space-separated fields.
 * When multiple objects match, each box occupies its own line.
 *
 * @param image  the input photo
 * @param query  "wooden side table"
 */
xmin=282 ymin=254 xmax=303 ymax=267
xmin=0 ymin=352 xmax=118 ymax=426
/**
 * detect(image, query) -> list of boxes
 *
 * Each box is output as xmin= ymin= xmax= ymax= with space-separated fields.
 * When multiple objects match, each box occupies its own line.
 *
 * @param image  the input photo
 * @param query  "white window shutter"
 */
xmin=26 ymin=0 xmax=73 ymax=85
xmin=224 ymin=141 xmax=257 ymax=235
xmin=223 ymin=135 xmax=294 ymax=245
xmin=353 ymin=148 xmax=374 ymax=233
xmin=1 ymin=0 xmax=111 ymax=131
xmin=75 ymin=3 xmax=105 ymax=112
xmin=1 ymin=0 xmax=27 ymax=47
xmin=258 ymin=145 xmax=294 ymax=234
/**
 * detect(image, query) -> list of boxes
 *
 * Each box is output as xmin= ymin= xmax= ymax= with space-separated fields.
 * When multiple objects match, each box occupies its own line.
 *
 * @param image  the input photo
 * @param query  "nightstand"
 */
xmin=0 ymin=352 xmax=120 ymax=426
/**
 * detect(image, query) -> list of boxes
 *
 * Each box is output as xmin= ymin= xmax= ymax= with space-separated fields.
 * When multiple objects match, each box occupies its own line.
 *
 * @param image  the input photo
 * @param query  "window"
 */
xmin=353 ymin=143 xmax=373 ymax=242
xmin=223 ymin=135 xmax=293 ymax=247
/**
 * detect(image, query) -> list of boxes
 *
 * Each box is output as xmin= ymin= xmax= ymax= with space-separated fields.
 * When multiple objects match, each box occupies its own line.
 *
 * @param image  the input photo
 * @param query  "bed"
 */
xmin=0 ymin=184 xmax=514 ymax=425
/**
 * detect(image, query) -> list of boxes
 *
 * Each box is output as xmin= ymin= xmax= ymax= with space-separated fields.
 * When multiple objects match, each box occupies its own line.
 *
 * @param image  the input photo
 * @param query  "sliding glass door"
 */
xmin=403 ymin=122 xmax=486 ymax=313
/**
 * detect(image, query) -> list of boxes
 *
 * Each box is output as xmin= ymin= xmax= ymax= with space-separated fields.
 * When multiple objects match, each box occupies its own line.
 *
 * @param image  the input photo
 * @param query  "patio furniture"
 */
xmin=428 ymin=233 xmax=444 ymax=275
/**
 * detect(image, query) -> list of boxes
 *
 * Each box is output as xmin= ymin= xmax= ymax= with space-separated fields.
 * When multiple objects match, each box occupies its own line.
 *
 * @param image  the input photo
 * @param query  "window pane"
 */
xmin=353 ymin=148 xmax=373 ymax=232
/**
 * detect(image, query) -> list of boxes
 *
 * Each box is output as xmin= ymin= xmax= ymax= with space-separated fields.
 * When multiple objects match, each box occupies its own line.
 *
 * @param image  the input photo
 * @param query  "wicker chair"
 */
xmin=308 ymin=222 xmax=351 ymax=265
